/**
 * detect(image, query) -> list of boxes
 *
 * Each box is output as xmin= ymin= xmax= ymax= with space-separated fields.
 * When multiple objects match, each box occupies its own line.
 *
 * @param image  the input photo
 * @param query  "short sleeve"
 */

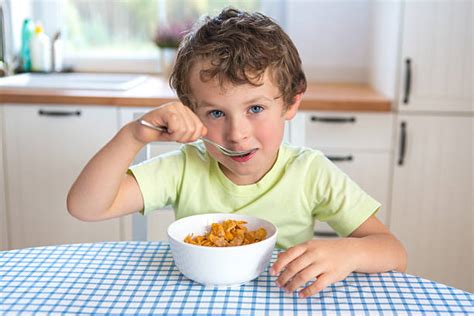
xmin=310 ymin=155 xmax=381 ymax=237
xmin=128 ymin=150 xmax=184 ymax=215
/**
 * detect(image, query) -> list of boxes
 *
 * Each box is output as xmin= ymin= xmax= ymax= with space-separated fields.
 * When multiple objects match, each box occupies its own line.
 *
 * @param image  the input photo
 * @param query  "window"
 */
xmin=16 ymin=0 xmax=283 ymax=73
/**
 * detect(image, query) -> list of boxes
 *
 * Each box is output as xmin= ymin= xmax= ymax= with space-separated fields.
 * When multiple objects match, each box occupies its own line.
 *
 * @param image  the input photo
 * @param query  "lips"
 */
xmin=230 ymin=149 xmax=258 ymax=163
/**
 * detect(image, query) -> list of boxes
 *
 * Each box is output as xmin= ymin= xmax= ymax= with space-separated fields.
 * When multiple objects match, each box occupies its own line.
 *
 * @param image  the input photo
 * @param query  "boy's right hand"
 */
xmin=132 ymin=101 xmax=207 ymax=145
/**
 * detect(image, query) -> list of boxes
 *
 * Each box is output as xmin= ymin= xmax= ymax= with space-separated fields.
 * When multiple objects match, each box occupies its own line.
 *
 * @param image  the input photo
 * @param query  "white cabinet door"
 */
xmin=4 ymin=105 xmax=122 ymax=249
xmin=390 ymin=115 xmax=473 ymax=292
xmin=0 ymin=106 xmax=8 ymax=250
xmin=398 ymin=1 xmax=472 ymax=112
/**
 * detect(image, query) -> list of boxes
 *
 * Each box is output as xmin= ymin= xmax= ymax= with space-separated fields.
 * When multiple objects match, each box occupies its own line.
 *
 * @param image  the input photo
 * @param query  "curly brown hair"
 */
xmin=169 ymin=7 xmax=307 ymax=112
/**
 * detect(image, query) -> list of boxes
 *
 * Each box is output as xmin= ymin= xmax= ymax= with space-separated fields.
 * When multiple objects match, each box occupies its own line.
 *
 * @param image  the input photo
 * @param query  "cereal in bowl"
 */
xmin=184 ymin=219 xmax=267 ymax=247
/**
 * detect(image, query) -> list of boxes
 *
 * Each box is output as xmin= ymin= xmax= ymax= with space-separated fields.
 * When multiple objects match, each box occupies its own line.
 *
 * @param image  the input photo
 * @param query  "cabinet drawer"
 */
xmin=298 ymin=112 xmax=394 ymax=151
xmin=4 ymin=105 xmax=122 ymax=249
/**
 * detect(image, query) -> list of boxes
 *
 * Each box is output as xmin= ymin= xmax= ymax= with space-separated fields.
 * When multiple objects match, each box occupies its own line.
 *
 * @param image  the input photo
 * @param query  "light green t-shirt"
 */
xmin=129 ymin=142 xmax=380 ymax=249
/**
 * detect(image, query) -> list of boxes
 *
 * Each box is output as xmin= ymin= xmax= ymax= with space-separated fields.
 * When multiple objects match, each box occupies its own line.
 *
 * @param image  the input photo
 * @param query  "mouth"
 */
xmin=229 ymin=149 xmax=258 ymax=163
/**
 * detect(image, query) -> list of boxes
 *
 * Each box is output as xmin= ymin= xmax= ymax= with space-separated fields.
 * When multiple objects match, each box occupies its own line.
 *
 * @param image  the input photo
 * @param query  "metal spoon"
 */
xmin=138 ymin=119 xmax=257 ymax=157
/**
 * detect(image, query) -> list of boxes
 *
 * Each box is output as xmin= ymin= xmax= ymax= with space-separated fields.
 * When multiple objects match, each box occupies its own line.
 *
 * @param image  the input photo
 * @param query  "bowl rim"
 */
xmin=167 ymin=213 xmax=278 ymax=251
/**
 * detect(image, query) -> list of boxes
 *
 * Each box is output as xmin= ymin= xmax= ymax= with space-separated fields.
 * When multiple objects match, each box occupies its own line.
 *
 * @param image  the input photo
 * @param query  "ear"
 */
xmin=284 ymin=93 xmax=303 ymax=120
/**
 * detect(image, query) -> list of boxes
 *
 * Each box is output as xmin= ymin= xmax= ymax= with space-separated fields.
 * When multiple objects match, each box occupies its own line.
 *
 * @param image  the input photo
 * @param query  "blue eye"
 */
xmin=249 ymin=105 xmax=263 ymax=114
xmin=209 ymin=110 xmax=224 ymax=119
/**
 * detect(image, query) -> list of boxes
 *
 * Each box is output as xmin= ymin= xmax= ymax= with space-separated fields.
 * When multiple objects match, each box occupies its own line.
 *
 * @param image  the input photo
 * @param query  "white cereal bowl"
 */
xmin=167 ymin=213 xmax=278 ymax=287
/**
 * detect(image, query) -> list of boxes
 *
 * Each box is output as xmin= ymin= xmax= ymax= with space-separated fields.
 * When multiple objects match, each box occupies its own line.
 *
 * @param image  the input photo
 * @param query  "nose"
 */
xmin=226 ymin=115 xmax=250 ymax=144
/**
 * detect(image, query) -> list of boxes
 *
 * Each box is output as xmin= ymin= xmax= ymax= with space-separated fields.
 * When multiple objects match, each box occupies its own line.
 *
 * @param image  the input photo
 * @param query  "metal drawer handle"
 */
xmin=403 ymin=58 xmax=411 ymax=104
xmin=327 ymin=155 xmax=353 ymax=162
xmin=310 ymin=116 xmax=356 ymax=123
xmin=38 ymin=109 xmax=81 ymax=117
xmin=398 ymin=121 xmax=407 ymax=166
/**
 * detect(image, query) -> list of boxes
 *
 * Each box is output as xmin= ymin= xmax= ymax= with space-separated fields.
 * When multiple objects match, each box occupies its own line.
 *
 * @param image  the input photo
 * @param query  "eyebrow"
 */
xmin=198 ymin=96 xmax=277 ymax=108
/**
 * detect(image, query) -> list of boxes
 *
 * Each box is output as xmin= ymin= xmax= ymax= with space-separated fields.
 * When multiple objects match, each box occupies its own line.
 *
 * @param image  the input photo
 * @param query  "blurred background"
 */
xmin=2 ymin=0 xmax=377 ymax=82
xmin=0 ymin=0 xmax=472 ymax=293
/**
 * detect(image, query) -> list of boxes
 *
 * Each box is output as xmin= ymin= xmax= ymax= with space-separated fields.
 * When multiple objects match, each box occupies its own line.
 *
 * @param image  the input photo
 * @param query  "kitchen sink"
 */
xmin=0 ymin=73 xmax=148 ymax=91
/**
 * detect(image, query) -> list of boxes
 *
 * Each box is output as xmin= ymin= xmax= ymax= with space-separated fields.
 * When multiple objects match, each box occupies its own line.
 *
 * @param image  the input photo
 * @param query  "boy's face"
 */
xmin=189 ymin=62 xmax=301 ymax=185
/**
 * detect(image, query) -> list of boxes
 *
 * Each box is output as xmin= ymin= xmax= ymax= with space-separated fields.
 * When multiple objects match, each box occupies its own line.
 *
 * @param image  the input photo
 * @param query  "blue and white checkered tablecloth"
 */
xmin=1 ymin=241 xmax=472 ymax=315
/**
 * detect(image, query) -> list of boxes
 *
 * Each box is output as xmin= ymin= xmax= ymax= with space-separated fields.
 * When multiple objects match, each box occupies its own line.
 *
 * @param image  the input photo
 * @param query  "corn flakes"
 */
xmin=184 ymin=219 xmax=267 ymax=247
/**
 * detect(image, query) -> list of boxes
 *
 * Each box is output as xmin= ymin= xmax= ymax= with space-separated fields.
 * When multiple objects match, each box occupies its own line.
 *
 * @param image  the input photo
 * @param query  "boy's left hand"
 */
xmin=269 ymin=239 xmax=357 ymax=298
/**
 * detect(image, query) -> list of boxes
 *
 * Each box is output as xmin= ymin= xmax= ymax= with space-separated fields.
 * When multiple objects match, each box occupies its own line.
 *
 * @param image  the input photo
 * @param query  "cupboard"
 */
xmin=3 ymin=105 xmax=123 ymax=249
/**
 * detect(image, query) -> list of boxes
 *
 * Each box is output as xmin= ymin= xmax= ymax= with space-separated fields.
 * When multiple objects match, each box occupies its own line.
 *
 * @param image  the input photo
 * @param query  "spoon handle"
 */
xmin=138 ymin=119 xmax=167 ymax=133
xmin=138 ymin=119 xmax=216 ymax=149
xmin=137 ymin=119 xmax=253 ymax=157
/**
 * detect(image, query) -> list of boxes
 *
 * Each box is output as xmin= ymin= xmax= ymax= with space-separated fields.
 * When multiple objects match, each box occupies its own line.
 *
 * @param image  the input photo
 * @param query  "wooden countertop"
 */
xmin=0 ymin=76 xmax=391 ymax=112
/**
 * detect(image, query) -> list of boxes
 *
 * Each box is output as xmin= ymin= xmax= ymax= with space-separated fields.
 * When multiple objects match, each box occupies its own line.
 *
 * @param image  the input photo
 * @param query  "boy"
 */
xmin=67 ymin=8 xmax=407 ymax=298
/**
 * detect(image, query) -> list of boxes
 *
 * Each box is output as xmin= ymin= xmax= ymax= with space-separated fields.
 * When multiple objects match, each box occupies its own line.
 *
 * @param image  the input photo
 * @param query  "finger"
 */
xmin=190 ymin=121 xmax=206 ymax=142
xmin=133 ymin=119 xmax=165 ymax=144
xmin=284 ymin=263 xmax=324 ymax=293
xmin=185 ymin=107 xmax=206 ymax=141
xmin=176 ymin=106 xmax=198 ymax=142
xmin=270 ymin=246 xmax=306 ymax=276
xmin=275 ymin=255 xmax=313 ymax=288
xmin=146 ymin=102 xmax=181 ymax=128
xmin=298 ymin=273 xmax=332 ymax=299
xmin=200 ymin=124 xmax=208 ymax=138
xmin=167 ymin=109 xmax=197 ymax=143
xmin=162 ymin=111 xmax=184 ymax=139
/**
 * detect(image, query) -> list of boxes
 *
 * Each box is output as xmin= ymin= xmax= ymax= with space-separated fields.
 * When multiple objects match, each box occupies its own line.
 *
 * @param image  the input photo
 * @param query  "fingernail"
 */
xmin=269 ymin=268 xmax=275 ymax=276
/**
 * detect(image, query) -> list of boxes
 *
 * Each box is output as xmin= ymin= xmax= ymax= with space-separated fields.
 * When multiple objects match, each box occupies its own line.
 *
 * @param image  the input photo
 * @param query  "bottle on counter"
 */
xmin=51 ymin=31 xmax=63 ymax=72
xmin=20 ymin=19 xmax=35 ymax=72
xmin=30 ymin=23 xmax=51 ymax=72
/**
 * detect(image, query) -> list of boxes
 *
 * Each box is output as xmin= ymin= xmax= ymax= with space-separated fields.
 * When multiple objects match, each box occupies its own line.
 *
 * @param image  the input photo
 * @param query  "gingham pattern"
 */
xmin=1 ymin=242 xmax=472 ymax=315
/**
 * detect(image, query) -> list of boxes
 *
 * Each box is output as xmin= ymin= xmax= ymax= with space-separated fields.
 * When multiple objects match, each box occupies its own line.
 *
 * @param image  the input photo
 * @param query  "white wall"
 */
xmin=369 ymin=0 xmax=402 ymax=101
xmin=6 ymin=0 xmax=32 ymax=54
xmin=286 ymin=0 xmax=371 ymax=83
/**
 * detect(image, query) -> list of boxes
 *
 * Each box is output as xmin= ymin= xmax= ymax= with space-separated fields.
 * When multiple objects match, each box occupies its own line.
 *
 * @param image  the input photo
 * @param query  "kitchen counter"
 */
xmin=0 ymin=76 xmax=391 ymax=112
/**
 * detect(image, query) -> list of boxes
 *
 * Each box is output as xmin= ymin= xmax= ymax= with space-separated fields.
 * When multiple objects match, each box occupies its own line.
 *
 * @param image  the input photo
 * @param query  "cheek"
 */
xmin=254 ymin=120 xmax=285 ymax=145
xmin=199 ymin=116 xmax=223 ymax=138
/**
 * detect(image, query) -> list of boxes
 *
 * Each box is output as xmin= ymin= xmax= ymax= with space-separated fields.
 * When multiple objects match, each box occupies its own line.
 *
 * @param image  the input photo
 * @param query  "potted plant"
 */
xmin=153 ymin=21 xmax=192 ymax=77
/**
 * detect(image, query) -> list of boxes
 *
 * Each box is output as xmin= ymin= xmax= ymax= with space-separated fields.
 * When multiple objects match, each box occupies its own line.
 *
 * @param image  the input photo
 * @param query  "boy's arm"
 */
xmin=67 ymin=101 xmax=206 ymax=221
xmin=270 ymin=215 xmax=407 ymax=298
xmin=348 ymin=215 xmax=407 ymax=273
xmin=67 ymin=122 xmax=146 ymax=221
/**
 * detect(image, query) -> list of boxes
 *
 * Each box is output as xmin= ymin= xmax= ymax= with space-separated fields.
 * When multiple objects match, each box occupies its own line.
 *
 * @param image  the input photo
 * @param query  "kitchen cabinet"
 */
xmin=0 ymin=106 xmax=8 ymax=250
xmin=3 ymin=105 xmax=123 ymax=249
xmin=290 ymin=111 xmax=394 ymax=237
xmin=390 ymin=115 xmax=473 ymax=292
xmin=398 ymin=1 xmax=472 ymax=112
xmin=388 ymin=1 xmax=473 ymax=292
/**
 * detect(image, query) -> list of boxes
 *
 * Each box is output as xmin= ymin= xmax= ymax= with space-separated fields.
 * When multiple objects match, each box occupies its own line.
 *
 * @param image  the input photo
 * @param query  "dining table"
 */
xmin=1 ymin=241 xmax=472 ymax=315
